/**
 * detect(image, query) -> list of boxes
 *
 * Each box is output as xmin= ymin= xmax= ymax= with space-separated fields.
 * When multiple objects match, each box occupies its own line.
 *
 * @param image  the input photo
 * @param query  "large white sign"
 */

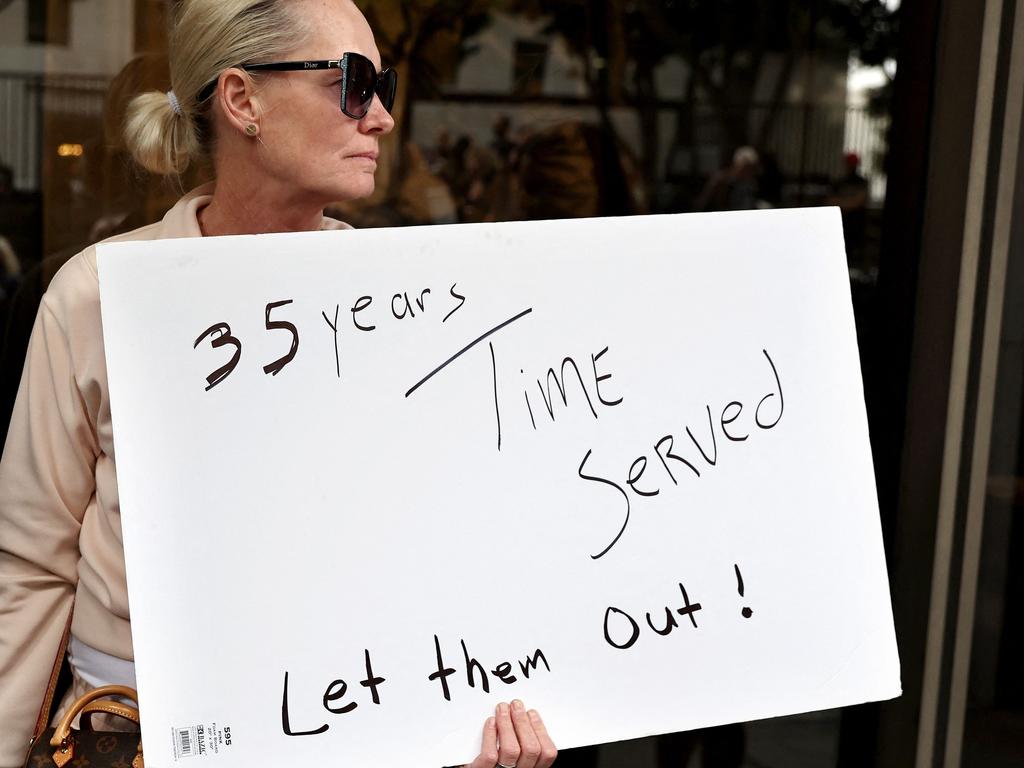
xmin=99 ymin=208 xmax=900 ymax=768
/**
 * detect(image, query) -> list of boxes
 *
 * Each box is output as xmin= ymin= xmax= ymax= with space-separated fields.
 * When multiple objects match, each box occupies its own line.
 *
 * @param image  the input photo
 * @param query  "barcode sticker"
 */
xmin=173 ymin=726 xmax=197 ymax=759
xmin=171 ymin=722 xmax=232 ymax=761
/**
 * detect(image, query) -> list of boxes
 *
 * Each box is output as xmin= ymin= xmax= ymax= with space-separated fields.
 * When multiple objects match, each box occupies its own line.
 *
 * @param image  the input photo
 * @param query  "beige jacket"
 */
xmin=0 ymin=185 xmax=350 ymax=767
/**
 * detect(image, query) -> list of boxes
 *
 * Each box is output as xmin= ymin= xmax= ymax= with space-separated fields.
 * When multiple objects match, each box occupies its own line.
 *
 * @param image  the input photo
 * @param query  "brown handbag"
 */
xmin=23 ymin=610 xmax=144 ymax=768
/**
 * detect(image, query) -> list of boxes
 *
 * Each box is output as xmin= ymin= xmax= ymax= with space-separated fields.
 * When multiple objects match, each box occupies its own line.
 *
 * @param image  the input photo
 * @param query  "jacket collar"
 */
xmin=160 ymin=183 xmax=353 ymax=236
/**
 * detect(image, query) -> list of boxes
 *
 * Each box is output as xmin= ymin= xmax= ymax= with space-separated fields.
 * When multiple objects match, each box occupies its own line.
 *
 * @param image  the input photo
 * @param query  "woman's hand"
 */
xmin=465 ymin=700 xmax=558 ymax=768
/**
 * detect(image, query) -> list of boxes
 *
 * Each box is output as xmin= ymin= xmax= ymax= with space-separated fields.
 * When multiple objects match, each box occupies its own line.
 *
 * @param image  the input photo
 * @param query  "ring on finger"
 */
xmin=497 ymin=763 xmax=517 ymax=768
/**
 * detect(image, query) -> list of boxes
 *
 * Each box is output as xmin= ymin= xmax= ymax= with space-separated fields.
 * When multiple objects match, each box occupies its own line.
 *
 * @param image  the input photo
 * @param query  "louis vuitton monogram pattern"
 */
xmin=24 ymin=730 xmax=140 ymax=768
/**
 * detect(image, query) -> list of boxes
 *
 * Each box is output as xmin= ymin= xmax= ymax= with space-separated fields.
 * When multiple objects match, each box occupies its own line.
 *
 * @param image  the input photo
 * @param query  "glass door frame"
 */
xmin=870 ymin=0 xmax=1024 ymax=764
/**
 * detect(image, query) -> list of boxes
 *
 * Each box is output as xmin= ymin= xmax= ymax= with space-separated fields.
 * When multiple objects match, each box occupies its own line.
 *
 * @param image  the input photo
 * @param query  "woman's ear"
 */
xmin=217 ymin=68 xmax=261 ymax=135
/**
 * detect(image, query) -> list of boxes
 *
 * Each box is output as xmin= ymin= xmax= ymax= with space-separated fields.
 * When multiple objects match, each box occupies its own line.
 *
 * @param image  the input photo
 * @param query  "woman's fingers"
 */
xmin=463 ymin=702 xmax=557 ymax=768
xmin=527 ymin=709 xmax=558 ymax=768
xmin=466 ymin=716 xmax=499 ymax=768
xmin=509 ymin=700 xmax=542 ymax=768
xmin=495 ymin=702 xmax=522 ymax=768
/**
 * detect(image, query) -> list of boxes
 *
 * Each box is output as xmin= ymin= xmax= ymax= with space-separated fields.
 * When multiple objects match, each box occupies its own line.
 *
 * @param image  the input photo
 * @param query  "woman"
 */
xmin=0 ymin=2 xmax=557 ymax=767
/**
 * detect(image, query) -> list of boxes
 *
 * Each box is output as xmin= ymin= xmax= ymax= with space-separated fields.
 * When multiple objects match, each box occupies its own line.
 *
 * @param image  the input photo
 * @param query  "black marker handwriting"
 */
xmin=405 ymin=308 xmax=533 ymax=398
xmin=578 ymin=349 xmax=784 ymax=559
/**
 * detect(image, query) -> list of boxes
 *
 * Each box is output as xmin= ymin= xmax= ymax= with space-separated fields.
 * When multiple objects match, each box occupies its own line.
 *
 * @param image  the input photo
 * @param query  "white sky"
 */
xmin=847 ymin=0 xmax=901 ymax=107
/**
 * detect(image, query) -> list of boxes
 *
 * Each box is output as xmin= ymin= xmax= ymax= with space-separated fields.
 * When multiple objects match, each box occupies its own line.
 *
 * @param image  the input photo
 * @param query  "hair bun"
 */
xmin=120 ymin=0 xmax=310 ymax=176
xmin=123 ymin=89 xmax=199 ymax=175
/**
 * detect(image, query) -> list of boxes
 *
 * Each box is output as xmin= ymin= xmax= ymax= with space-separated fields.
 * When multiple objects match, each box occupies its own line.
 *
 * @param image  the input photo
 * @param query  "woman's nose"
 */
xmin=360 ymin=95 xmax=395 ymax=135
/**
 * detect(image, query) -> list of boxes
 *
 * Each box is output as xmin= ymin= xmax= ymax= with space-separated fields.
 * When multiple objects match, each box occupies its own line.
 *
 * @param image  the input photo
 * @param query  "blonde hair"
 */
xmin=124 ymin=0 xmax=310 ymax=175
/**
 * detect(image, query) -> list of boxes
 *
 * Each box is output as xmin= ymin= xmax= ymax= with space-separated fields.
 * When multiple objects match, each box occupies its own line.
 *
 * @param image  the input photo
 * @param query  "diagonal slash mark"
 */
xmin=405 ymin=308 xmax=533 ymax=398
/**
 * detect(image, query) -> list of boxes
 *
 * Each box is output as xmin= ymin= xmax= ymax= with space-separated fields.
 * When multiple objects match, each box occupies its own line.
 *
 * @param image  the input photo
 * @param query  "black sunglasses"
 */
xmin=242 ymin=52 xmax=397 ymax=120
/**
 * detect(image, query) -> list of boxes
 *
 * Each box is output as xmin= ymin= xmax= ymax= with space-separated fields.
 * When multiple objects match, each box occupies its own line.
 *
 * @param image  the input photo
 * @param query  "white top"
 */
xmin=67 ymin=636 xmax=137 ymax=690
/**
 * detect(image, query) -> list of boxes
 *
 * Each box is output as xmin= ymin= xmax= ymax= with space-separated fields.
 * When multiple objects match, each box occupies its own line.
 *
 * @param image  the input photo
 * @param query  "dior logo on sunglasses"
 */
xmin=241 ymin=51 xmax=397 ymax=120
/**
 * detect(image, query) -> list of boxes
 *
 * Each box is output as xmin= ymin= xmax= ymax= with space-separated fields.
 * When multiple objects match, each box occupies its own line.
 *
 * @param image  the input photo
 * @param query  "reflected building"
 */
xmin=0 ymin=0 xmax=132 ymax=258
xmin=413 ymin=8 xmax=868 ymax=210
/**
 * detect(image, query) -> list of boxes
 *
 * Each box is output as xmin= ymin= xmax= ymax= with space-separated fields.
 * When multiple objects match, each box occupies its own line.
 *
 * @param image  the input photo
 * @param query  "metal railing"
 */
xmin=0 ymin=70 xmax=889 ymax=202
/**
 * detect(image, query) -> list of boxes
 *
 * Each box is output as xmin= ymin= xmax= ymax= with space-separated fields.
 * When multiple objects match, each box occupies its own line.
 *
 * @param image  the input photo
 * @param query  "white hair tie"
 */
xmin=166 ymin=90 xmax=183 ymax=117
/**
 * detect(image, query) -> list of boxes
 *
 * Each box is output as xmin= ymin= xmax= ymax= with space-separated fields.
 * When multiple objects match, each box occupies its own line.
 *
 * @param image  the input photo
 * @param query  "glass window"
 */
xmin=0 ymin=3 xmax=923 ymax=766
xmin=960 ymin=124 xmax=1024 ymax=768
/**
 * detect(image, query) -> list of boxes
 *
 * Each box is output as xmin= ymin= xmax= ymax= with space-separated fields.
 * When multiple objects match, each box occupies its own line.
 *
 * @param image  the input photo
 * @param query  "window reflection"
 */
xmin=0 ymin=2 xmax=906 ymax=766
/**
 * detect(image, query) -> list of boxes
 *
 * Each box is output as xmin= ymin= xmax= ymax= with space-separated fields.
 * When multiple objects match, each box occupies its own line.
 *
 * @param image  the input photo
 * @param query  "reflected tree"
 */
xmin=354 ymin=0 xmax=492 ymax=207
xmin=354 ymin=0 xmax=898 ymax=215
xmin=504 ymin=0 xmax=899 ymax=207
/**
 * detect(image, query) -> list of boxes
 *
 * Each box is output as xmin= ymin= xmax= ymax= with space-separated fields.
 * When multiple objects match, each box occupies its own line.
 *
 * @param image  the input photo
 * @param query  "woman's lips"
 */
xmin=349 ymin=152 xmax=379 ymax=161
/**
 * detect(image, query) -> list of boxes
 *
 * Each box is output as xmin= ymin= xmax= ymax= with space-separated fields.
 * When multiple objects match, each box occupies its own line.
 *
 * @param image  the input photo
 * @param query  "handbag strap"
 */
xmin=31 ymin=604 xmax=74 ymax=743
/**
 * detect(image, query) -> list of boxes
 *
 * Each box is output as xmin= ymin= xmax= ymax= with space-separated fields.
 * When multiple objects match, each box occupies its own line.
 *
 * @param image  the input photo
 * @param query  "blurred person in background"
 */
xmin=490 ymin=114 xmax=516 ymax=166
xmin=827 ymin=151 xmax=870 ymax=270
xmin=427 ymin=126 xmax=453 ymax=175
xmin=512 ymin=122 xmax=640 ymax=221
xmin=696 ymin=146 xmax=762 ymax=212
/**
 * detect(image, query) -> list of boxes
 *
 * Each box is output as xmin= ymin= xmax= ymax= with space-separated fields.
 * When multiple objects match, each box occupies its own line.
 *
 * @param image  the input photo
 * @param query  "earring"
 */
xmin=245 ymin=123 xmax=258 ymax=137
